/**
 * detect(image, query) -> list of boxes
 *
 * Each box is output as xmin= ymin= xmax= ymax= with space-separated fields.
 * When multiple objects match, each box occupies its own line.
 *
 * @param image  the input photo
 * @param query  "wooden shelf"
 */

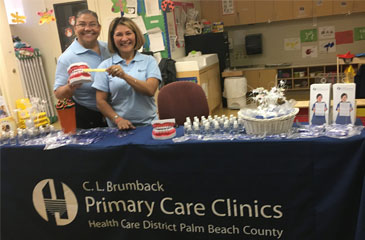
xmin=277 ymin=61 xmax=363 ymax=93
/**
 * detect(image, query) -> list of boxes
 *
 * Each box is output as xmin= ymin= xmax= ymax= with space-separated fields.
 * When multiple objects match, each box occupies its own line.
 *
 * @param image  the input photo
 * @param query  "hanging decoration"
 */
xmin=161 ymin=0 xmax=175 ymax=12
xmin=111 ymin=0 xmax=124 ymax=13
xmin=11 ymin=12 xmax=26 ymax=24
xmin=37 ymin=9 xmax=56 ymax=25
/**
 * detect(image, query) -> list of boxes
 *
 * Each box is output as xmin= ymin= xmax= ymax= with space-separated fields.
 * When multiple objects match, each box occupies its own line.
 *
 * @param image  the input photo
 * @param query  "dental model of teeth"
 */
xmin=151 ymin=119 xmax=176 ymax=140
xmin=67 ymin=62 xmax=93 ymax=85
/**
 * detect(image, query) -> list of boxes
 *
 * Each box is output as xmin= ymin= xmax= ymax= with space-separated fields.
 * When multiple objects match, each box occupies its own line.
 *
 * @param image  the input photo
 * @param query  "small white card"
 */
xmin=339 ymin=102 xmax=351 ymax=116
xmin=315 ymin=102 xmax=325 ymax=116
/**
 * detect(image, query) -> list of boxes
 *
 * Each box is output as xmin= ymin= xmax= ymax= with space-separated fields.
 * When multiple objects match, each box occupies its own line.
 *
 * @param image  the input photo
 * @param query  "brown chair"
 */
xmin=157 ymin=81 xmax=209 ymax=126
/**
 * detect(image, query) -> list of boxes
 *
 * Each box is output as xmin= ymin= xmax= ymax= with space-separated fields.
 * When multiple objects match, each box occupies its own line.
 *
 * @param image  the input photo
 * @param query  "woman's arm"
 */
xmin=96 ymin=90 xmax=135 ymax=130
xmin=106 ymin=65 xmax=159 ymax=97
xmin=54 ymin=83 xmax=81 ymax=99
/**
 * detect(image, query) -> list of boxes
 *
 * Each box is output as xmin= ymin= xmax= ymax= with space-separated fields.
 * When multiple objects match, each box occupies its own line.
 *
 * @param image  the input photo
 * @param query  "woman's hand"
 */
xmin=69 ymin=83 xmax=82 ymax=91
xmin=106 ymin=65 xmax=125 ymax=79
xmin=115 ymin=117 xmax=136 ymax=130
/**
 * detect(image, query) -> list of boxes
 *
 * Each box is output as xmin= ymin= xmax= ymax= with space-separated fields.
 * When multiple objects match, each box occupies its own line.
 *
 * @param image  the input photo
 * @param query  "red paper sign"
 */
xmin=335 ymin=30 xmax=354 ymax=45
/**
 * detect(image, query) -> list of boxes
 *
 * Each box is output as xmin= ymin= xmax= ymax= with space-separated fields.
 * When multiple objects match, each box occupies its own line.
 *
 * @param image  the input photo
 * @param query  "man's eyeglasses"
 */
xmin=75 ymin=23 xmax=99 ymax=28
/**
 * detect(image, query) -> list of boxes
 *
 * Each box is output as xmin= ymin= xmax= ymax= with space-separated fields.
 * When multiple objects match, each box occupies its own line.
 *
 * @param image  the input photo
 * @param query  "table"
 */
xmin=1 ymin=126 xmax=365 ymax=240
xmin=295 ymin=99 xmax=365 ymax=108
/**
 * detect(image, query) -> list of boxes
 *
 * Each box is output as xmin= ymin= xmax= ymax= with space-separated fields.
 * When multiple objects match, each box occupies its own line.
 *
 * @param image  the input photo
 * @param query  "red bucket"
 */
xmin=57 ymin=107 xmax=76 ymax=134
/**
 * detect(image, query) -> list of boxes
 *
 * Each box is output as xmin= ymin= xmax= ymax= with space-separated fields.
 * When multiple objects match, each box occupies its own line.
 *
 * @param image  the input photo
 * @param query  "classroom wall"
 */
xmin=87 ymin=0 xmax=121 ymax=42
xmin=2 ymin=0 xmax=198 ymax=112
xmin=228 ymin=12 xmax=365 ymax=68
xmin=9 ymin=0 xmax=84 ymax=106
xmin=0 ymin=0 xmax=25 ymax=115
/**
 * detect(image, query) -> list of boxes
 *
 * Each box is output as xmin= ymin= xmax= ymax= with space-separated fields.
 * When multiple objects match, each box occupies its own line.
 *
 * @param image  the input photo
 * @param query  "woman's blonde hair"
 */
xmin=107 ymin=17 xmax=145 ymax=53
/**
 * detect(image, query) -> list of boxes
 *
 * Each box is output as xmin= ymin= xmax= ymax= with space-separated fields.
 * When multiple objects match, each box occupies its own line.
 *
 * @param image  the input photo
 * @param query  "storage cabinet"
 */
xmin=333 ymin=0 xmax=354 ymax=15
xmin=200 ymin=1 xmax=222 ymax=24
xmin=276 ymin=63 xmax=360 ymax=91
xmin=274 ymin=0 xmax=294 ymax=21
xmin=200 ymin=0 xmax=364 ymax=27
xmin=236 ymin=0 xmax=255 ymax=25
xmin=293 ymin=0 xmax=313 ymax=19
xmin=243 ymin=69 xmax=277 ymax=90
xmin=175 ymin=63 xmax=222 ymax=113
xmin=254 ymin=0 xmax=274 ymax=23
xmin=313 ymin=0 xmax=333 ymax=17
xmin=353 ymin=0 xmax=365 ymax=13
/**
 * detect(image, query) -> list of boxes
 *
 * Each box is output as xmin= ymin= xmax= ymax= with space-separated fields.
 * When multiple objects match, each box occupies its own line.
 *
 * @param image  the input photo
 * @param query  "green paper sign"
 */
xmin=300 ymin=29 xmax=317 ymax=42
xmin=354 ymin=27 xmax=365 ymax=41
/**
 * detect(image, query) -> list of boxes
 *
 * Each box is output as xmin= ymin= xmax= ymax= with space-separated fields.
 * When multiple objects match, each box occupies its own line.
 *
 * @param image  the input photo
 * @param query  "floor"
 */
xmin=51 ymin=119 xmax=61 ymax=130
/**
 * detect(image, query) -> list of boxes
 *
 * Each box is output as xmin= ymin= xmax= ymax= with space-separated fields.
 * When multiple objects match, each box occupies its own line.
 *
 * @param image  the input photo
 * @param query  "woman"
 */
xmin=92 ymin=17 xmax=161 ymax=130
xmin=54 ymin=9 xmax=110 ymax=129
xmin=311 ymin=93 xmax=327 ymax=125
xmin=335 ymin=93 xmax=353 ymax=124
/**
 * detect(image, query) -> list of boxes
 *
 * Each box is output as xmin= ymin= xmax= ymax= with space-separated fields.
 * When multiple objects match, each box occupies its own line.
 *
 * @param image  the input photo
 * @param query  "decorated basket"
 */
xmin=238 ymin=108 xmax=299 ymax=135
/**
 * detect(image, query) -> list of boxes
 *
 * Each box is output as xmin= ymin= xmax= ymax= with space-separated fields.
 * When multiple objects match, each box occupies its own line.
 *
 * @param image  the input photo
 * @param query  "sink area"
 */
xmin=175 ymin=53 xmax=219 ymax=72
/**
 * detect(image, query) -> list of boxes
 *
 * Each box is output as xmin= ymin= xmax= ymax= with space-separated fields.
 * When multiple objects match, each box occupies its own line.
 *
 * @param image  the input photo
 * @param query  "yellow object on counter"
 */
xmin=15 ymin=98 xmax=50 ymax=128
xmin=344 ymin=65 xmax=355 ymax=83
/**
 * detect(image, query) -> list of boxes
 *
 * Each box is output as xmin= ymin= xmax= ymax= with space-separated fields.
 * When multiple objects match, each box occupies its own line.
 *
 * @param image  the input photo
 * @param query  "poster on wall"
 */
xmin=318 ymin=26 xmax=335 ymax=39
xmin=144 ymin=0 xmax=161 ymax=17
xmin=222 ymin=0 xmax=234 ymax=15
xmin=284 ymin=38 xmax=300 ymax=51
xmin=132 ymin=16 xmax=147 ymax=34
xmin=319 ymin=40 xmax=336 ymax=53
xmin=354 ymin=27 xmax=365 ymax=41
xmin=54 ymin=1 xmax=88 ymax=52
xmin=168 ymin=2 xmax=194 ymax=49
xmin=302 ymin=45 xmax=318 ymax=58
xmin=300 ymin=29 xmax=317 ymax=42
xmin=124 ymin=0 xmax=138 ymax=18
xmin=335 ymin=30 xmax=353 ymax=45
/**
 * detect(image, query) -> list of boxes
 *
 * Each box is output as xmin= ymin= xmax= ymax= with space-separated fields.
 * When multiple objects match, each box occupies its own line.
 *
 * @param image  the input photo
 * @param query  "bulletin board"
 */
xmin=136 ymin=0 xmax=169 ymax=58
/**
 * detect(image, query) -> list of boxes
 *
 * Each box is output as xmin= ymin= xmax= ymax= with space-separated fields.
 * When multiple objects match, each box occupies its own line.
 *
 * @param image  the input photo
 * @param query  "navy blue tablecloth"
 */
xmin=1 ymin=126 xmax=365 ymax=240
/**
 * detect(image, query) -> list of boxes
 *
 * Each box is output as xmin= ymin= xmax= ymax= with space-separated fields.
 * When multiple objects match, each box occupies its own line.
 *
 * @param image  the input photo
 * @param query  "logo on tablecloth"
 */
xmin=32 ymin=179 xmax=78 ymax=226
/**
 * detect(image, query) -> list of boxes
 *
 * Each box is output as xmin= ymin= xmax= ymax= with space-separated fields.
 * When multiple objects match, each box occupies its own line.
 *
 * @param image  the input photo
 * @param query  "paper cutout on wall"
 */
xmin=354 ymin=27 xmax=365 ymax=41
xmin=319 ymin=40 xmax=336 ymax=53
xmin=319 ymin=26 xmax=335 ymax=39
xmin=124 ymin=0 xmax=138 ymax=18
xmin=11 ymin=12 xmax=26 ymax=24
xmin=302 ymin=46 xmax=318 ymax=58
xmin=69 ymin=16 xmax=75 ymax=26
xmin=147 ymin=27 xmax=165 ymax=52
xmin=335 ymin=30 xmax=353 ymax=45
xmin=284 ymin=38 xmax=300 ymax=51
xmin=131 ymin=16 xmax=147 ymax=34
xmin=37 ymin=9 xmax=55 ymax=25
xmin=144 ymin=0 xmax=161 ymax=17
xmin=300 ymin=29 xmax=318 ymax=42
xmin=65 ymin=28 xmax=73 ymax=38
xmin=111 ymin=0 xmax=126 ymax=13
xmin=161 ymin=0 xmax=175 ymax=12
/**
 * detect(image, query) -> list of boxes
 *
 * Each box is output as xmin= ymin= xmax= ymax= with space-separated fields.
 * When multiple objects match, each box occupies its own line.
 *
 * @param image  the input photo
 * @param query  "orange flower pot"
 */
xmin=57 ymin=107 xmax=76 ymax=134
